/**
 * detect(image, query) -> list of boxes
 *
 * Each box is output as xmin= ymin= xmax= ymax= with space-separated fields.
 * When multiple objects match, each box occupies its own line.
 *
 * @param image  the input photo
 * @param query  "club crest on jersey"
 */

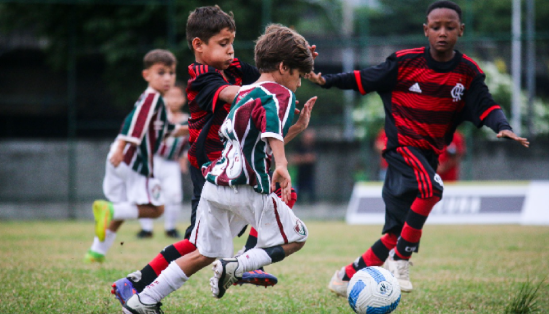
xmin=451 ymin=83 xmax=465 ymax=102
xmin=294 ymin=219 xmax=307 ymax=236
xmin=151 ymin=184 xmax=162 ymax=200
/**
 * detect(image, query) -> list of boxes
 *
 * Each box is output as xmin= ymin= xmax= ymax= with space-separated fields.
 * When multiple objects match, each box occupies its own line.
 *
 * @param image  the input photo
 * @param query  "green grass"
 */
xmin=1 ymin=220 xmax=548 ymax=313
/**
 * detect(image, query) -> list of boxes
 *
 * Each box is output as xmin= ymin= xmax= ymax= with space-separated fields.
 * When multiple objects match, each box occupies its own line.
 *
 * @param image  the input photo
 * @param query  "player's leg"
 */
xmin=160 ymin=159 xmax=183 ymax=238
xmin=210 ymin=188 xmax=308 ymax=298
xmin=137 ymin=218 xmax=154 ymax=238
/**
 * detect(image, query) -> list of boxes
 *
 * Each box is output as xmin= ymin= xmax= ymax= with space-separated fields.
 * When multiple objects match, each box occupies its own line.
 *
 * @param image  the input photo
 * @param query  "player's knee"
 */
xmin=151 ymin=205 xmax=164 ymax=217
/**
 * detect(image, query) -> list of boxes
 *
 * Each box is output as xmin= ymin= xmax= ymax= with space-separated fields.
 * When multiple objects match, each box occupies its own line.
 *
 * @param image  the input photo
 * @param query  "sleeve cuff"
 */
xmin=261 ymin=132 xmax=284 ymax=142
xmin=116 ymin=134 xmax=140 ymax=145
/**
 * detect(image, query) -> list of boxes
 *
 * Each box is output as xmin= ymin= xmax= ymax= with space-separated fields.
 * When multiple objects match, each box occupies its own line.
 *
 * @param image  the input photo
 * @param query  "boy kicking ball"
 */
xmin=123 ymin=23 xmax=316 ymax=314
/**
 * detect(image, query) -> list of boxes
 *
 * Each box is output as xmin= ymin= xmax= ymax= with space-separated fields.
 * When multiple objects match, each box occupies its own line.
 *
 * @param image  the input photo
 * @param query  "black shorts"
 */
xmin=381 ymin=146 xmax=443 ymax=235
xmin=184 ymin=165 xmax=206 ymax=239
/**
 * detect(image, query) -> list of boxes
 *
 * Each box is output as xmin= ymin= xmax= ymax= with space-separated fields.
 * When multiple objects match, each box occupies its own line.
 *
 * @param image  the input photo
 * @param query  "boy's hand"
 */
xmin=272 ymin=166 xmax=292 ymax=203
xmin=305 ymin=72 xmax=325 ymax=85
xmin=497 ymin=130 xmax=529 ymax=148
xmin=309 ymin=44 xmax=319 ymax=60
xmin=109 ymin=149 xmax=124 ymax=167
xmin=293 ymin=96 xmax=317 ymax=132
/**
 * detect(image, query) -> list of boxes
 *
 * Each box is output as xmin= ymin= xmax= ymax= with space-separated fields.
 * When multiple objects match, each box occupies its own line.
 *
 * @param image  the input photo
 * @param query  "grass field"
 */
xmin=1 ymin=220 xmax=548 ymax=313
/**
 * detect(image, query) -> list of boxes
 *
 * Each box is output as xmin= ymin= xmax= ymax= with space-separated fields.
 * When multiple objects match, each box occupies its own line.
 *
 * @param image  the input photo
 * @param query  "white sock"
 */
xmin=90 ymin=230 xmax=117 ymax=255
xmin=163 ymin=203 xmax=179 ymax=230
xmin=139 ymin=218 xmax=154 ymax=232
xmin=140 ymin=262 xmax=188 ymax=304
xmin=236 ymin=248 xmax=272 ymax=272
xmin=112 ymin=202 xmax=139 ymax=220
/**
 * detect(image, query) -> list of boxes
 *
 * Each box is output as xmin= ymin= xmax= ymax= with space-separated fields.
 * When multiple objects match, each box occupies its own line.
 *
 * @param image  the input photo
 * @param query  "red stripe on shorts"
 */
xmin=272 ymin=197 xmax=288 ymax=244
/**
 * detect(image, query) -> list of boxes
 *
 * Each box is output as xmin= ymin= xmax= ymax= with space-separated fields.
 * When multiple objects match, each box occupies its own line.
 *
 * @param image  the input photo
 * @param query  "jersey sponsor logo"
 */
xmin=294 ymin=219 xmax=307 ymax=236
xmin=409 ymin=82 xmax=422 ymax=93
xmin=451 ymin=83 xmax=465 ymax=102
xmin=153 ymin=120 xmax=164 ymax=131
xmin=434 ymin=173 xmax=444 ymax=187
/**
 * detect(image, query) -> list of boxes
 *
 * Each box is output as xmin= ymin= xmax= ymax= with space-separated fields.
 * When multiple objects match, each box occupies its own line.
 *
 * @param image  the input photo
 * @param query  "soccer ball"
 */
xmin=347 ymin=266 xmax=401 ymax=314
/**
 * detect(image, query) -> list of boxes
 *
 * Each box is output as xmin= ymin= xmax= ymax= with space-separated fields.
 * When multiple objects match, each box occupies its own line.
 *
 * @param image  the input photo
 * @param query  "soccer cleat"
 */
xmin=136 ymin=230 xmax=153 ymax=239
xmin=92 ymin=200 xmax=113 ymax=242
xmin=83 ymin=249 xmax=105 ymax=263
xmin=122 ymin=294 xmax=163 ymax=314
xmin=384 ymin=254 xmax=414 ymax=293
xmin=235 ymin=269 xmax=278 ymax=287
xmin=165 ymin=229 xmax=181 ymax=239
xmin=210 ymin=258 xmax=243 ymax=299
xmin=111 ymin=277 xmax=137 ymax=305
xmin=328 ymin=267 xmax=349 ymax=297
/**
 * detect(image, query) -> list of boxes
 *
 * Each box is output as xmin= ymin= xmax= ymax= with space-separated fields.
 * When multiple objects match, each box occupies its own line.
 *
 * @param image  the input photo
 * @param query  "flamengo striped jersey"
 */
xmin=117 ymin=87 xmax=175 ymax=177
xmin=203 ymin=82 xmax=296 ymax=194
xmin=186 ymin=58 xmax=260 ymax=169
xmin=322 ymin=46 xmax=510 ymax=155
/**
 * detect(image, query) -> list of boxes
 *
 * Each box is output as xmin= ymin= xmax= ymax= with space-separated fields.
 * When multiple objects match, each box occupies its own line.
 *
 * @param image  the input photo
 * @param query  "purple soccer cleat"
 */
xmin=236 ymin=269 xmax=278 ymax=287
xmin=111 ymin=277 xmax=137 ymax=305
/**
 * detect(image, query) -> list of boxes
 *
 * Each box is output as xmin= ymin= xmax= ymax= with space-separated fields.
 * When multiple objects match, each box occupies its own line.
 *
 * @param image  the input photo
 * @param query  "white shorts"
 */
xmin=190 ymin=182 xmax=308 ymax=258
xmin=153 ymin=155 xmax=182 ymax=204
xmin=102 ymin=147 xmax=163 ymax=206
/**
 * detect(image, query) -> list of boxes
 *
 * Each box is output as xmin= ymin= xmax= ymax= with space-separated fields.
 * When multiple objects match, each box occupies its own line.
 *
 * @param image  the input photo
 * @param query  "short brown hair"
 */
xmin=254 ymin=24 xmax=313 ymax=74
xmin=143 ymin=49 xmax=177 ymax=69
xmin=186 ymin=6 xmax=236 ymax=50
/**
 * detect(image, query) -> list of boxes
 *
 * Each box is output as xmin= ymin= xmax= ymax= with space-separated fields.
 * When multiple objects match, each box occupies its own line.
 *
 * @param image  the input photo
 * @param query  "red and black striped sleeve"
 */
xmin=188 ymin=64 xmax=231 ymax=113
xmin=321 ymin=53 xmax=398 ymax=94
xmin=235 ymin=58 xmax=260 ymax=85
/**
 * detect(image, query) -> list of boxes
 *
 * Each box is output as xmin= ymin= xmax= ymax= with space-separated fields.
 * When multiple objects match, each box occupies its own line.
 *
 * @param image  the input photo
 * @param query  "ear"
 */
xmin=279 ymin=62 xmax=288 ymax=74
xmin=192 ymin=38 xmax=203 ymax=52
xmin=423 ymin=23 xmax=428 ymax=37
xmin=142 ymin=69 xmax=149 ymax=82
xmin=459 ymin=23 xmax=465 ymax=37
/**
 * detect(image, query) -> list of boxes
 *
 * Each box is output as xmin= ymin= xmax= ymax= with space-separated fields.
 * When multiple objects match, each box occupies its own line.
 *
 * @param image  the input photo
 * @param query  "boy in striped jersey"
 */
xmin=121 ymin=24 xmax=317 ymax=313
xmin=84 ymin=49 xmax=188 ymax=263
xmin=307 ymin=0 xmax=529 ymax=295
xmin=137 ymin=82 xmax=190 ymax=239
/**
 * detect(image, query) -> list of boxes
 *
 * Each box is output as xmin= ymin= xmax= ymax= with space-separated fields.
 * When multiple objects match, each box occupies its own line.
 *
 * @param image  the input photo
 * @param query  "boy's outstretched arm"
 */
xmin=284 ymin=96 xmax=317 ymax=143
xmin=268 ymin=137 xmax=291 ymax=203
xmin=497 ymin=130 xmax=529 ymax=148
xmin=305 ymin=72 xmax=326 ymax=85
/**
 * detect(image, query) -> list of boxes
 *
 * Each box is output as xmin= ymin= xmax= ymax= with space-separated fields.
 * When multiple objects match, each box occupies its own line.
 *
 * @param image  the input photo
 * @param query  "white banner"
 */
xmin=346 ymin=181 xmax=549 ymax=225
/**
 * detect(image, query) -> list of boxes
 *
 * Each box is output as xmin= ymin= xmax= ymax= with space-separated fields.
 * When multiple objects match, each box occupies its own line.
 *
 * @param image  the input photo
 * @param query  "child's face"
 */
xmin=195 ymin=27 xmax=235 ymax=70
xmin=164 ymin=86 xmax=186 ymax=112
xmin=279 ymin=66 xmax=303 ymax=93
xmin=423 ymin=8 xmax=464 ymax=56
xmin=143 ymin=63 xmax=176 ymax=95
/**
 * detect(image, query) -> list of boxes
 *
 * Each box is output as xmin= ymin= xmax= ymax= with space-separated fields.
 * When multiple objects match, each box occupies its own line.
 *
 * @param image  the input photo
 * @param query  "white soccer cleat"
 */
xmin=328 ymin=267 xmax=349 ymax=297
xmin=122 ymin=294 xmax=163 ymax=314
xmin=384 ymin=254 xmax=413 ymax=293
xmin=210 ymin=258 xmax=243 ymax=299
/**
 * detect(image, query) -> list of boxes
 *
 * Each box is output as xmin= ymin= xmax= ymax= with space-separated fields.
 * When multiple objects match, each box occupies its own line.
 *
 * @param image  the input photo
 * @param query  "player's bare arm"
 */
xmin=268 ymin=137 xmax=291 ymax=203
xmin=285 ymin=96 xmax=317 ymax=143
xmin=109 ymin=139 xmax=127 ymax=167
xmin=305 ymin=72 xmax=325 ymax=85
xmin=218 ymin=85 xmax=241 ymax=104
xmin=497 ymin=130 xmax=530 ymax=148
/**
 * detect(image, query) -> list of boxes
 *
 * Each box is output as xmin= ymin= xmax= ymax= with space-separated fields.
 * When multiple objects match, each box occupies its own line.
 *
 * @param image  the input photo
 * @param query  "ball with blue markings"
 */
xmin=347 ymin=266 xmax=401 ymax=314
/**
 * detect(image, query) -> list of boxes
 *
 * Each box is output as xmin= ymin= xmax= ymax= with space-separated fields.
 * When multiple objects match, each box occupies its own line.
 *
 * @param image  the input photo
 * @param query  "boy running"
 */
xmin=122 ymin=23 xmax=316 ymax=314
xmin=306 ymin=0 xmax=529 ymax=295
xmin=84 ymin=49 xmax=188 ymax=263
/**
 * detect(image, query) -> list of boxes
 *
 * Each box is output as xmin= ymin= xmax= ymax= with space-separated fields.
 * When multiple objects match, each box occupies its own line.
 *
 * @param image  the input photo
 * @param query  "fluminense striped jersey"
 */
xmin=322 ymin=46 xmax=511 ymax=155
xmin=186 ymin=58 xmax=260 ymax=169
xmin=117 ymin=87 xmax=175 ymax=177
xmin=156 ymin=131 xmax=189 ymax=161
xmin=203 ymin=82 xmax=295 ymax=194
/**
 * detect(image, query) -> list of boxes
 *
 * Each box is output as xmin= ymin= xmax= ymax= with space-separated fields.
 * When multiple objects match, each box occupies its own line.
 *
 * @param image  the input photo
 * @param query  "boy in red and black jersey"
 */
xmin=308 ymin=0 xmax=529 ymax=295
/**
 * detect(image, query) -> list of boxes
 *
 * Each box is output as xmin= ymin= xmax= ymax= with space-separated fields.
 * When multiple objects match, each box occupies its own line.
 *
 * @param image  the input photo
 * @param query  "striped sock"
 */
xmin=343 ymin=233 xmax=398 ymax=280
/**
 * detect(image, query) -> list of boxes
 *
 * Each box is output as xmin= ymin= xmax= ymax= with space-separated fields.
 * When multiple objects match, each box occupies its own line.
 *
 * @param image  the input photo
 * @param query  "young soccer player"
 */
xmin=306 ymin=0 xmax=529 ymax=295
xmin=84 ymin=49 xmax=188 ymax=263
xmin=137 ymin=82 xmax=190 ymax=239
xmin=110 ymin=6 xmax=317 ymax=305
xmin=122 ymin=23 xmax=317 ymax=314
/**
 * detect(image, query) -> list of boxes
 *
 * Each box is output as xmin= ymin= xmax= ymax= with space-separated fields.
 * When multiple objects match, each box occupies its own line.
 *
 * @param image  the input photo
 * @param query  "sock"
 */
xmin=343 ymin=233 xmax=398 ymax=280
xmin=90 ymin=230 xmax=117 ymax=255
xmin=139 ymin=218 xmax=154 ymax=232
xmin=163 ymin=203 xmax=179 ymax=231
xmin=244 ymin=228 xmax=258 ymax=252
xmin=395 ymin=196 xmax=440 ymax=260
xmin=236 ymin=248 xmax=273 ymax=273
xmin=112 ymin=202 xmax=139 ymax=220
xmin=133 ymin=239 xmax=196 ymax=292
xmin=139 ymin=262 xmax=188 ymax=304
xmin=275 ymin=187 xmax=298 ymax=208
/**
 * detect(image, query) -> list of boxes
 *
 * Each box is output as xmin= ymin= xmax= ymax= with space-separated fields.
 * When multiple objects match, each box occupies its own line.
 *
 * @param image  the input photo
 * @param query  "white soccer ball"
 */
xmin=347 ymin=266 xmax=401 ymax=314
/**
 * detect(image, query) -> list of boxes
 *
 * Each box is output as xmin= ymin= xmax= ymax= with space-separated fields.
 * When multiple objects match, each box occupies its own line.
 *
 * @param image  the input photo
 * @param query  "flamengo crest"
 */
xmin=451 ymin=83 xmax=464 ymax=102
